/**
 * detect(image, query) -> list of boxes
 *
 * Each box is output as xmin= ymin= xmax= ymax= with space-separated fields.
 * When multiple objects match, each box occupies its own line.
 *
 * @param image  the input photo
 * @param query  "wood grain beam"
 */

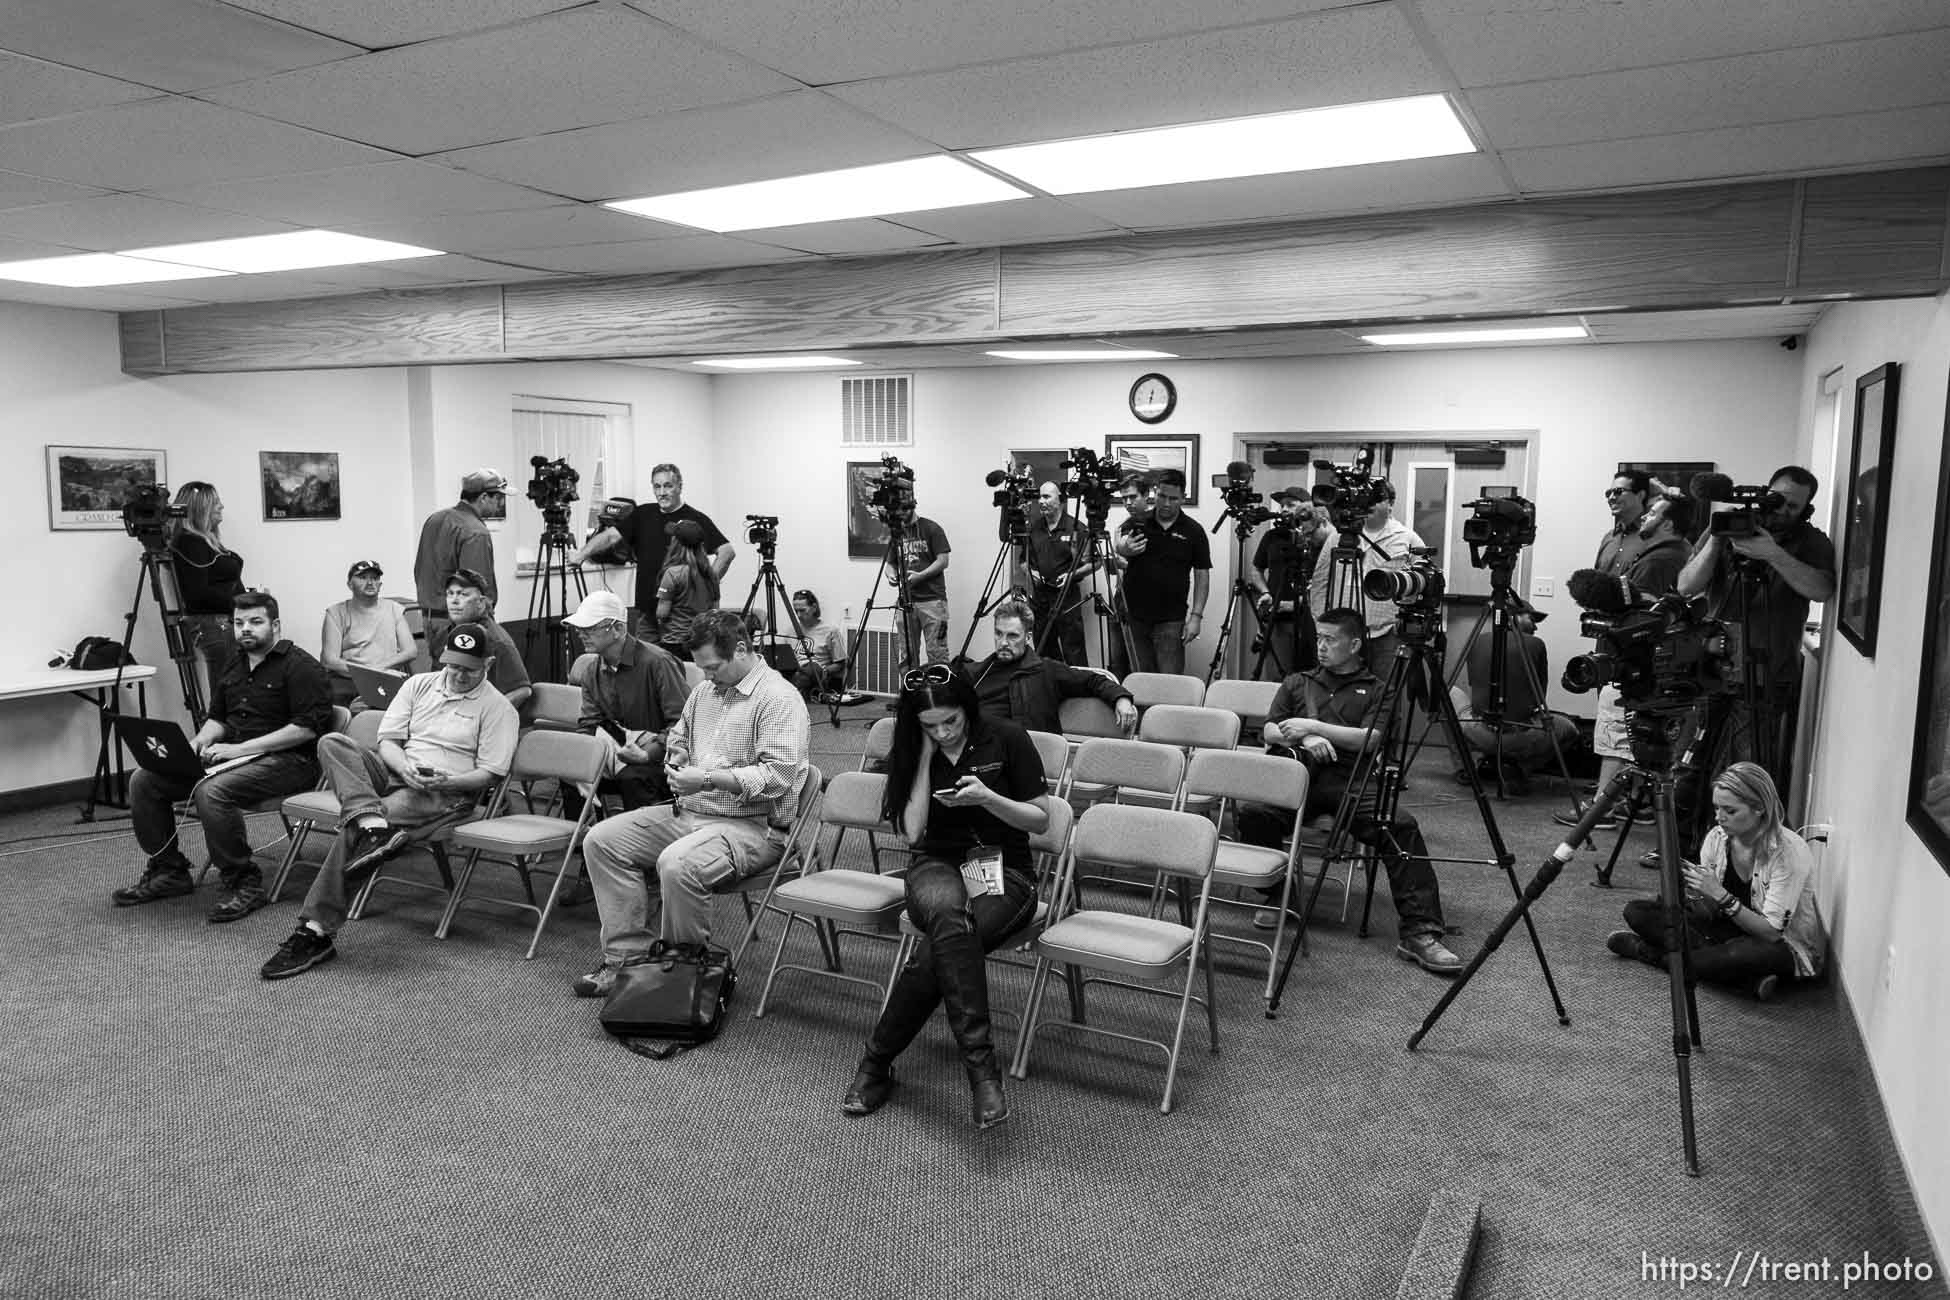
xmin=119 ymin=169 xmax=1950 ymax=375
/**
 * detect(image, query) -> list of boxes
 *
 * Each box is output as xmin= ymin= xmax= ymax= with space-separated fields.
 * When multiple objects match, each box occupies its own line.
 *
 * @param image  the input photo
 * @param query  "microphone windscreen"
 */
xmin=1567 ymin=568 xmax=1633 ymax=614
xmin=1690 ymin=471 xmax=1735 ymax=503
xmin=984 ymin=469 xmax=1009 ymax=487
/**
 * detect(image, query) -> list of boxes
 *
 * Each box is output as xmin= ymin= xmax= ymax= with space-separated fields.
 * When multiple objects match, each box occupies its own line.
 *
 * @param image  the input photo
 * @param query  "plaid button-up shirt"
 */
xmin=671 ymin=657 xmax=809 ymax=825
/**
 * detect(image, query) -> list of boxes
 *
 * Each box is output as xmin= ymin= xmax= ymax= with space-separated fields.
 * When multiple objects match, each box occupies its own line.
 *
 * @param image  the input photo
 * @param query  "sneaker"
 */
xmin=1606 ymin=929 xmax=1653 ymax=962
xmin=260 ymin=926 xmax=336 ymax=980
xmin=111 ymin=865 xmax=195 ymax=907
xmin=1552 ymin=802 xmax=1623 ymax=831
xmin=1753 ymin=974 xmax=1780 ymax=1002
xmin=572 ymin=963 xmax=623 ymax=998
xmin=1251 ymin=907 xmax=1282 ymax=931
xmin=1639 ymin=850 xmax=1662 ymax=871
xmin=207 ymin=885 xmax=269 ymax=924
xmin=343 ymin=824 xmax=409 ymax=876
xmin=1396 ymin=933 xmax=1463 ymax=976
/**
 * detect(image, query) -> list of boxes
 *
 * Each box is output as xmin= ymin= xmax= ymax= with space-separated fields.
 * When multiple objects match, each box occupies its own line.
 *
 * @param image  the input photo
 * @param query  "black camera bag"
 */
xmin=598 ymin=940 xmax=736 ymax=1044
xmin=69 ymin=636 xmax=136 ymax=671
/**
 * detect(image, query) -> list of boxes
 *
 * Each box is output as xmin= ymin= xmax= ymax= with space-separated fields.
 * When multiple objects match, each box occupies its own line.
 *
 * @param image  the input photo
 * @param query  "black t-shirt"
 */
xmin=1701 ymin=521 xmax=1837 ymax=689
xmin=171 ymin=534 xmax=245 ymax=614
xmin=1023 ymin=513 xmax=1083 ymax=587
xmin=893 ymin=516 xmax=952 ymax=603
xmin=1123 ymin=510 xmax=1212 ymax=623
xmin=1252 ymin=526 xmax=1316 ymax=609
xmin=621 ymin=503 xmax=728 ymax=615
xmin=918 ymin=716 xmax=1044 ymax=875
xmin=1465 ymin=630 xmax=1548 ymax=722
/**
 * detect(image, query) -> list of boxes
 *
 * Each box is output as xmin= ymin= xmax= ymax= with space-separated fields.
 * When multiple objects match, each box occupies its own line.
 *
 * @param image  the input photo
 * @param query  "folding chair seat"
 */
xmin=527 ymin=681 xmax=583 ymax=733
xmin=431 ymin=730 xmax=607 ymax=958
xmin=1201 ymin=679 xmax=1281 ymax=748
xmin=860 ymin=716 xmax=897 ymax=771
xmin=1057 ymin=695 xmax=1124 ymax=743
xmin=1187 ymin=749 xmax=1309 ymax=998
xmin=712 ymin=765 xmax=824 ymax=966
xmin=753 ymin=771 xmax=908 ymax=1018
xmin=1123 ymin=671 xmax=1205 ymax=711
xmin=1026 ymin=729 xmax=1073 ymax=798
xmin=1126 ymin=705 xmax=1238 ymax=816
xmin=269 ymin=709 xmax=384 ymax=901
xmin=1010 ymin=804 xmax=1221 ymax=1113
xmin=1066 ymin=736 xmax=1185 ymax=821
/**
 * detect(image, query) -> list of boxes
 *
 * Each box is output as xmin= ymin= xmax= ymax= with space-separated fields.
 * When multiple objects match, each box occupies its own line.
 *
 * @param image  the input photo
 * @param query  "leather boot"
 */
xmin=934 ymin=922 xmax=1008 ymax=1129
xmin=843 ymin=958 xmax=933 ymax=1116
xmin=841 ymin=1062 xmax=897 ymax=1116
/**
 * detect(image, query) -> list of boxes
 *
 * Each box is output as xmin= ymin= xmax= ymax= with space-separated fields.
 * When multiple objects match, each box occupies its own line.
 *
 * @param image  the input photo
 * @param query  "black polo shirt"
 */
xmin=1268 ymin=664 xmax=1383 ymax=734
xmin=1699 ymin=521 xmax=1836 ymax=689
xmin=620 ymin=502 xmax=728 ymax=614
xmin=919 ymin=716 xmax=1044 ymax=874
xmin=208 ymin=639 xmax=334 ymax=749
xmin=1123 ymin=510 xmax=1212 ymax=623
xmin=1024 ymin=513 xmax=1085 ymax=587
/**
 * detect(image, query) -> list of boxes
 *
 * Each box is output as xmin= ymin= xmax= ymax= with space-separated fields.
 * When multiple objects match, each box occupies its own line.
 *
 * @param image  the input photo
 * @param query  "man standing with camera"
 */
xmin=1017 ymin=481 xmax=1089 ymax=665
xmin=414 ymin=468 xmax=505 ymax=651
xmin=1252 ymin=489 xmax=1326 ymax=679
xmin=1114 ymin=468 xmax=1210 ymax=675
xmin=890 ymin=497 xmax=953 ymax=667
xmin=572 ymin=463 xmax=735 ymax=644
xmin=1352 ymin=483 xmax=1423 ymax=671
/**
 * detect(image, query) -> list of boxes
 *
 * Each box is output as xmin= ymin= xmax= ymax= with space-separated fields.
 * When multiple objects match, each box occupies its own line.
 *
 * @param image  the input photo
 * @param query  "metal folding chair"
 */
xmin=268 ymin=708 xmax=385 ymax=902
xmin=527 ymin=681 xmax=583 ymax=733
xmin=1123 ymin=671 xmax=1205 ymax=711
xmin=1187 ymin=748 xmax=1309 ymax=998
xmin=713 ymin=764 xmax=826 ymax=966
xmin=1201 ymin=678 xmax=1281 ymax=748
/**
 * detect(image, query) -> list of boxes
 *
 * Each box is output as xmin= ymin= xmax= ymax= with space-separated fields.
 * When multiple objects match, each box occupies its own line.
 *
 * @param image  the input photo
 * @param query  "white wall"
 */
xmin=1794 ymin=293 xmax=1950 ymax=1263
xmin=709 ymin=342 xmax=1803 ymax=682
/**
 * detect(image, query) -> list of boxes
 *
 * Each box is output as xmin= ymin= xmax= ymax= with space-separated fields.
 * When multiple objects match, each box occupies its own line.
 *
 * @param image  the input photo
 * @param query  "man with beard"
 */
xmin=963 ymin=601 xmax=1136 ymax=734
xmin=1113 ymin=468 xmax=1210 ymax=675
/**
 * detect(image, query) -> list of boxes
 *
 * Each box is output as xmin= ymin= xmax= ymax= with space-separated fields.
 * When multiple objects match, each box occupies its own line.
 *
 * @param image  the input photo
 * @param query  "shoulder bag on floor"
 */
xmin=599 ymin=940 xmax=736 ymax=1044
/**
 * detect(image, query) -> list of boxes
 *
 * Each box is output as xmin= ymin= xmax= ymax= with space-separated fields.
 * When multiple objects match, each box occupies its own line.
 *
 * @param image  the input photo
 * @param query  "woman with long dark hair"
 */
xmin=654 ymin=519 xmax=720 ymax=661
xmin=168 ymin=481 xmax=245 ymax=697
xmin=842 ymin=664 xmax=1047 ymax=1129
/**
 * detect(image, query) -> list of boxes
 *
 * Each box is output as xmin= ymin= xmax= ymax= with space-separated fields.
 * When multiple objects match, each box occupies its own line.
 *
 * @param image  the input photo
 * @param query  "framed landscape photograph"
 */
xmin=1837 ymin=364 xmax=1900 ymax=656
xmin=259 ymin=451 xmax=342 ymax=521
xmin=1907 ymin=365 xmax=1950 ymax=878
xmin=1104 ymin=434 xmax=1200 ymax=507
xmin=1007 ymin=448 xmax=1072 ymax=491
xmin=46 ymin=445 xmax=166 ymax=531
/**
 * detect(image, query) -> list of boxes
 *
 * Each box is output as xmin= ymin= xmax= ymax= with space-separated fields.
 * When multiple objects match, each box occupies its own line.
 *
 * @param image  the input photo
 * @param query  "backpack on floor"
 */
xmin=599 ymin=940 xmax=736 ymax=1044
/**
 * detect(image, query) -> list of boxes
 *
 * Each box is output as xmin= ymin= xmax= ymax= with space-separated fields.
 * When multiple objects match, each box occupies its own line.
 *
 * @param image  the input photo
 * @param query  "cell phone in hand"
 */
xmin=416 ymin=765 xmax=440 ymax=777
xmin=934 ymin=788 xmax=959 ymax=800
xmin=598 ymin=719 xmax=627 ymax=744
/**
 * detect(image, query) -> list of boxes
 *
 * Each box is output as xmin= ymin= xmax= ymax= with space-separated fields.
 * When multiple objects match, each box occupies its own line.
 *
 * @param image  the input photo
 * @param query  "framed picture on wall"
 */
xmin=45 ymin=444 xmax=166 ymax=531
xmin=259 ymin=451 xmax=342 ymax=521
xmin=1907 ymin=366 xmax=1950 ymax=877
xmin=1837 ymin=363 xmax=1901 ymax=657
xmin=846 ymin=460 xmax=893 ymax=559
xmin=1104 ymin=434 xmax=1200 ymax=507
xmin=1007 ymin=448 xmax=1071 ymax=489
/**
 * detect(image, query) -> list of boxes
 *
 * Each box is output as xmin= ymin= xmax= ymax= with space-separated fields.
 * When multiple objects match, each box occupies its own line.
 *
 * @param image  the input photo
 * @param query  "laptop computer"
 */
xmin=348 ymin=665 xmax=409 ymax=711
xmin=113 ymin=716 xmax=259 ymax=782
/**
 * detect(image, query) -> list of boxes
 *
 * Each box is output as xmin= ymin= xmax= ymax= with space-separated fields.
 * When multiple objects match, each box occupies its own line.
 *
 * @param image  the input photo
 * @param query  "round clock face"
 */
xmin=1129 ymin=372 xmax=1176 ymax=424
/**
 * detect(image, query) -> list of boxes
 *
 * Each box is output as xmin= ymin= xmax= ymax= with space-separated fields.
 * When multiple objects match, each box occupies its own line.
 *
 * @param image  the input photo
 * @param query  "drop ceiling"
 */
xmin=0 ymin=0 xmax=1944 ymax=355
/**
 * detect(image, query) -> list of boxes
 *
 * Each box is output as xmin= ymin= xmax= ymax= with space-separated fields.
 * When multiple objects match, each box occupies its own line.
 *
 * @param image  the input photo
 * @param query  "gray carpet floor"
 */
xmin=2 ymin=712 xmax=1942 ymax=1300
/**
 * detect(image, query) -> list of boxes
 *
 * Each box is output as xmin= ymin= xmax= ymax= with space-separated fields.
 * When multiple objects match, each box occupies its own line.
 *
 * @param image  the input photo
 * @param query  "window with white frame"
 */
xmin=511 ymin=396 xmax=633 ymax=574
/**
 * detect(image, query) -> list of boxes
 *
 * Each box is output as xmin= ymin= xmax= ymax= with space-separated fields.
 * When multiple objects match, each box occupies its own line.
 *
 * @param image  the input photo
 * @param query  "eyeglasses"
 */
xmin=901 ymin=664 xmax=955 ymax=691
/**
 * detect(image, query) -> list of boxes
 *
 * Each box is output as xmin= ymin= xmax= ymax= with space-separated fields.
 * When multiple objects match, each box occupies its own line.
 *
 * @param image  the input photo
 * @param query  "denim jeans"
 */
xmin=1620 ymin=896 xmax=1796 ymax=991
xmin=1124 ymin=618 xmax=1186 ymax=675
xmin=900 ymin=599 xmax=950 ymax=667
xmin=130 ymin=749 xmax=319 ymax=888
xmin=582 ymin=805 xmax=783 ymax=959
xmin=299 ymin=733 xmax=473 ymax=932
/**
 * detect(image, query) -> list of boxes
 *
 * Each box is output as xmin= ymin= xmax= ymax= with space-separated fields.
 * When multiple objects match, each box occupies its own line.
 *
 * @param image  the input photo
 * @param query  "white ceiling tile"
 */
xmin=1419 ymin=0 xmax=1950 ymax=87
xmin=0 ymin=233 xmax=85 ymax=261
xmin=626 ymin=0 xmax=1359 ymax=84
xmin=1466 ymin=30 xmax=1950 ymax=151
xmin=1058 ymin=154 xmax=1512 ymax=228
xmin=0 ymin=169 xmax=108 ymax=213
xmin=0 ymin=52 xmax=155 ymax=129
xmin=893 ymin=198 xmax=1121 ymax=245
xmin=485 ymin=236 xmax=811 ymax=274
xmin=0 ymin=0 xmax=361 ymax=93
xmin=735 ymin=220 xmax=951 ymax=256
xmin=0 ymin=195 xmax=299 ymax=250
xmin=1504 ymin=105 xmax=1950 ymax=192
xmin=151 ymin=161 xmax=562 ymax=227
xmin=199 ymin=7 xmax=798 ymax=155
xmin=826 ymin=6 xmax=1446 ymax=150
xmin=215 ymin=0 xmax=590 ymax=49
xmin=0 ymin=99 xmax=395 ymax=191
xmin=341 ymin=205 xmax=677 ymax=254
xmin=0 ymin=283 xmax=213 ymax=311
xmin=433 ymin=92 xmax=927 ymax=202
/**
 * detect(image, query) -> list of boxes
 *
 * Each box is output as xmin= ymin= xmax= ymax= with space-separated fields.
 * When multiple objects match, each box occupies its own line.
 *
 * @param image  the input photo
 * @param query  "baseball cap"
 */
xmin=666 ymin=519 xmax=705 ymax=546
xmin=461 ymin=467 xmax=509 ymax=495
xmin=440 ymin=622 xmax=490 ymax=669
xmin=346 ymin=560 xmax=383 ymax=578
xmin=562 ymin=590 xmax=628 ymax=629
xmin=1269 ymin=486 xmax=1309 ymax=503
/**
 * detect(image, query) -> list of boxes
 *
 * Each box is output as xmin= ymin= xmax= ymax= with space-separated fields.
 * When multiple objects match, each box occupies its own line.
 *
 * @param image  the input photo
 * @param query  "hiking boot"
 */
xmin=207 ymin=885 xmax=269 ymax=924
xmin=1606 ymin=929 xmax=1654 ymax=962
xmin=572 ymin=963 xmax=624 ymax=998
xmin=112 ymin=865 xmax=195 ymax=907
xmin=1552 ymin=801 xmax=1623 ymax=831
xmin=1396 ymin=932 xmax=1463 ymax=976
xmin=261 ymin=926 xmax=336 ymax=980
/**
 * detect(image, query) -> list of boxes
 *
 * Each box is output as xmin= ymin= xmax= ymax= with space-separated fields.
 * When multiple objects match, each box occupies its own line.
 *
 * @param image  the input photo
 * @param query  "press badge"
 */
xmin=961 ymin=848 xmax=1005 ymax=898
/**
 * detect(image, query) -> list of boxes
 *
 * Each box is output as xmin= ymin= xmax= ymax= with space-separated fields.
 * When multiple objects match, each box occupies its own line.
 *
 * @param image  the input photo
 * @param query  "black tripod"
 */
xmin=955 ymin=505 xmax=1030 ymax=662
xmin=740 ymin=542 xmax=864 ymax=726
xmin=1204 ymin=521 xmax=1277 ymax=684
xmin=524 ymin=511 xmax=587 ymax=682
xmin=1408 ymin=707 xmax=1707 ymax=1175
xmin=1267 ymin=601 xmax=1568 ymax=1032
xmin=1035 ymin=520 xmax=1128 ymax=670
xmin=835 ymin=515 xmax=924 ymax=698
xmin=1247 ymin=526 xmax=1319 ymax=682
xmin=120 ymin=541 xmax=207 ymax=725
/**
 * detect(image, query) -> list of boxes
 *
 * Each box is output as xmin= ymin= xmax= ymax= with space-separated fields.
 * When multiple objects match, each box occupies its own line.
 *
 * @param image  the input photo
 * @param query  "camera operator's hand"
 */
xmin=1727 ymin=530 xmax=1787 ymax=566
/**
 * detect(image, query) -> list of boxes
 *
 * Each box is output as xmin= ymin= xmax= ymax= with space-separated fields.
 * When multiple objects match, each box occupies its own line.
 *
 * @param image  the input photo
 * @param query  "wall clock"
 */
xmin=1128 ymin=372 xmax=1176 ymax=424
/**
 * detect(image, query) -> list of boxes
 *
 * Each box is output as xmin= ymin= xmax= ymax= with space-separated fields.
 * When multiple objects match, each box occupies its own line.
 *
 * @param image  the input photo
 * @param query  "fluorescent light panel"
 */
xmin=1360 ymin=325 xmax=1589 ymax=346
xmin=971 ymin=95 xmax=1475 ymax=196
xmin=691 ymin=356 xmax=862 ymax=370
xmin=0 ymin=253 xmax=236 ymax=287
xmin=607 ymin=156 xmax=1028 ymax=233
xmin=985 ymin=349 xmax=1178 ymax=361
xmin=128 ymin=230 xmax=442 ymax=273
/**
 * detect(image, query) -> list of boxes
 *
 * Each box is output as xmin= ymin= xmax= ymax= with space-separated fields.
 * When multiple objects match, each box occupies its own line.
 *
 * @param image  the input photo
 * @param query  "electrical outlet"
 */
xmin=1532 ymin=577 xmax=1555 ymax=599
xmin=843 ymin=606 xmax=853 ymax=625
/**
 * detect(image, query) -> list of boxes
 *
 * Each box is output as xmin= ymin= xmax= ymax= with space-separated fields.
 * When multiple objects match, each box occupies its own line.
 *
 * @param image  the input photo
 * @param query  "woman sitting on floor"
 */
xmin=1606 ymin=761 xmax=1823 ymax=1000
xmin=841 ymin=664 xmax=1047 ymax=1130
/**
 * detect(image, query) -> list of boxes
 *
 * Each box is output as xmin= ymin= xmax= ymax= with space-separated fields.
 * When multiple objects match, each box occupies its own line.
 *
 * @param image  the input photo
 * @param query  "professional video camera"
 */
xmin=1461 ymin=487 xmax=1537 ymax=572
xmin=1364 ymin=546 xmax=1446 ymax=641
xmin=526 ymin=455 xmax=580 ymax=512
xmin=866 ymin=454 xmax=916 ymax=528
xmin=983 ymin=462 xmax=1036 ymax=541
xmin=1561 ymin=570 xmax=1727 ymax=713
xmin=746 ymin=514 xmax=779 ymax=556
xmin=1058 ymin=446 xmax=1123 ymax=532
xmin=1702 ymin=482 xmax=1787 ymax=540
xmin=121 ymin=482 xmax=185 ymax=549
xmin=1211 ymin=460 xmax=1278 ymax=535
xmin=1310 ymin=449 xmax=1388 ymax=534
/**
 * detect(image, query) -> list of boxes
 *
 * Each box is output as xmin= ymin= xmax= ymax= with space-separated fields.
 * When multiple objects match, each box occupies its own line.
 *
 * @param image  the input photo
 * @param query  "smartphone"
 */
xmin=597 ymin=719 xmax=627 ymax=744
xmin=934 ymin=788 xmax=959 ymax=799
xmin=416 ymin=764 xmax=440 ymax=777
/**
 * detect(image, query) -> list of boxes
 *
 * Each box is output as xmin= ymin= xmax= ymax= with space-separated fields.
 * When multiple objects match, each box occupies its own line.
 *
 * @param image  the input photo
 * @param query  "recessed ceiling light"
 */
xmin=607 ymin=157 xmax=1028 ymax=233
xmin=984 ymin=349 xmax=1179 ymax=361
xmin=1359 ymin=325 xmax=1590 ymax=346
xmin=970 ymin=95 xmax=1475 ymax=196
xmin=691 ymin=356 xmax=863 ymax=370
xmin=127 ymin=230 xmax=443 ymax=273
xmin=0 ymin=253 xmax=236 ymax=288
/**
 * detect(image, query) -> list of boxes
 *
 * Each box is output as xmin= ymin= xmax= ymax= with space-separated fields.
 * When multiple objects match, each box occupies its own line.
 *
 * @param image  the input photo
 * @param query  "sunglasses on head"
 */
xmin=901 ymin=664 xmax=955 ymax=691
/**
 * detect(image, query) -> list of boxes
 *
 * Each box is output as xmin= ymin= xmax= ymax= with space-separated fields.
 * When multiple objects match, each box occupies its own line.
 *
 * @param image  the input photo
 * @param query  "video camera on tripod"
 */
xmin=1364 ymin=547 xmax=1447 ymax=640
xmin=983 ymin=462 xmax=1035 ymax=541
xmin=1210 ymin=460 xmax=1279 ymax=536
xmin=526 ymin=455 xmax=581 ymax=541
xmin=1058 ymin=446 xmax=1123 ymax=533
xmin=121 ymin=483 xmax=185 ymax=551
xmin=1461 ymin=487 xmax=1536 ymax=571
xmin=1697 ymin=477 xmax=1787 ymax=540
xmin=1562 ymin=570 xmax=1728 ymax=713
xmin=1310 ymin=449 xmax=1388 ymax=534
xmin=745 ymin=513 xmax=780 ymax=557
xmin=866 ymin=454 xmax=916 ymax=529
